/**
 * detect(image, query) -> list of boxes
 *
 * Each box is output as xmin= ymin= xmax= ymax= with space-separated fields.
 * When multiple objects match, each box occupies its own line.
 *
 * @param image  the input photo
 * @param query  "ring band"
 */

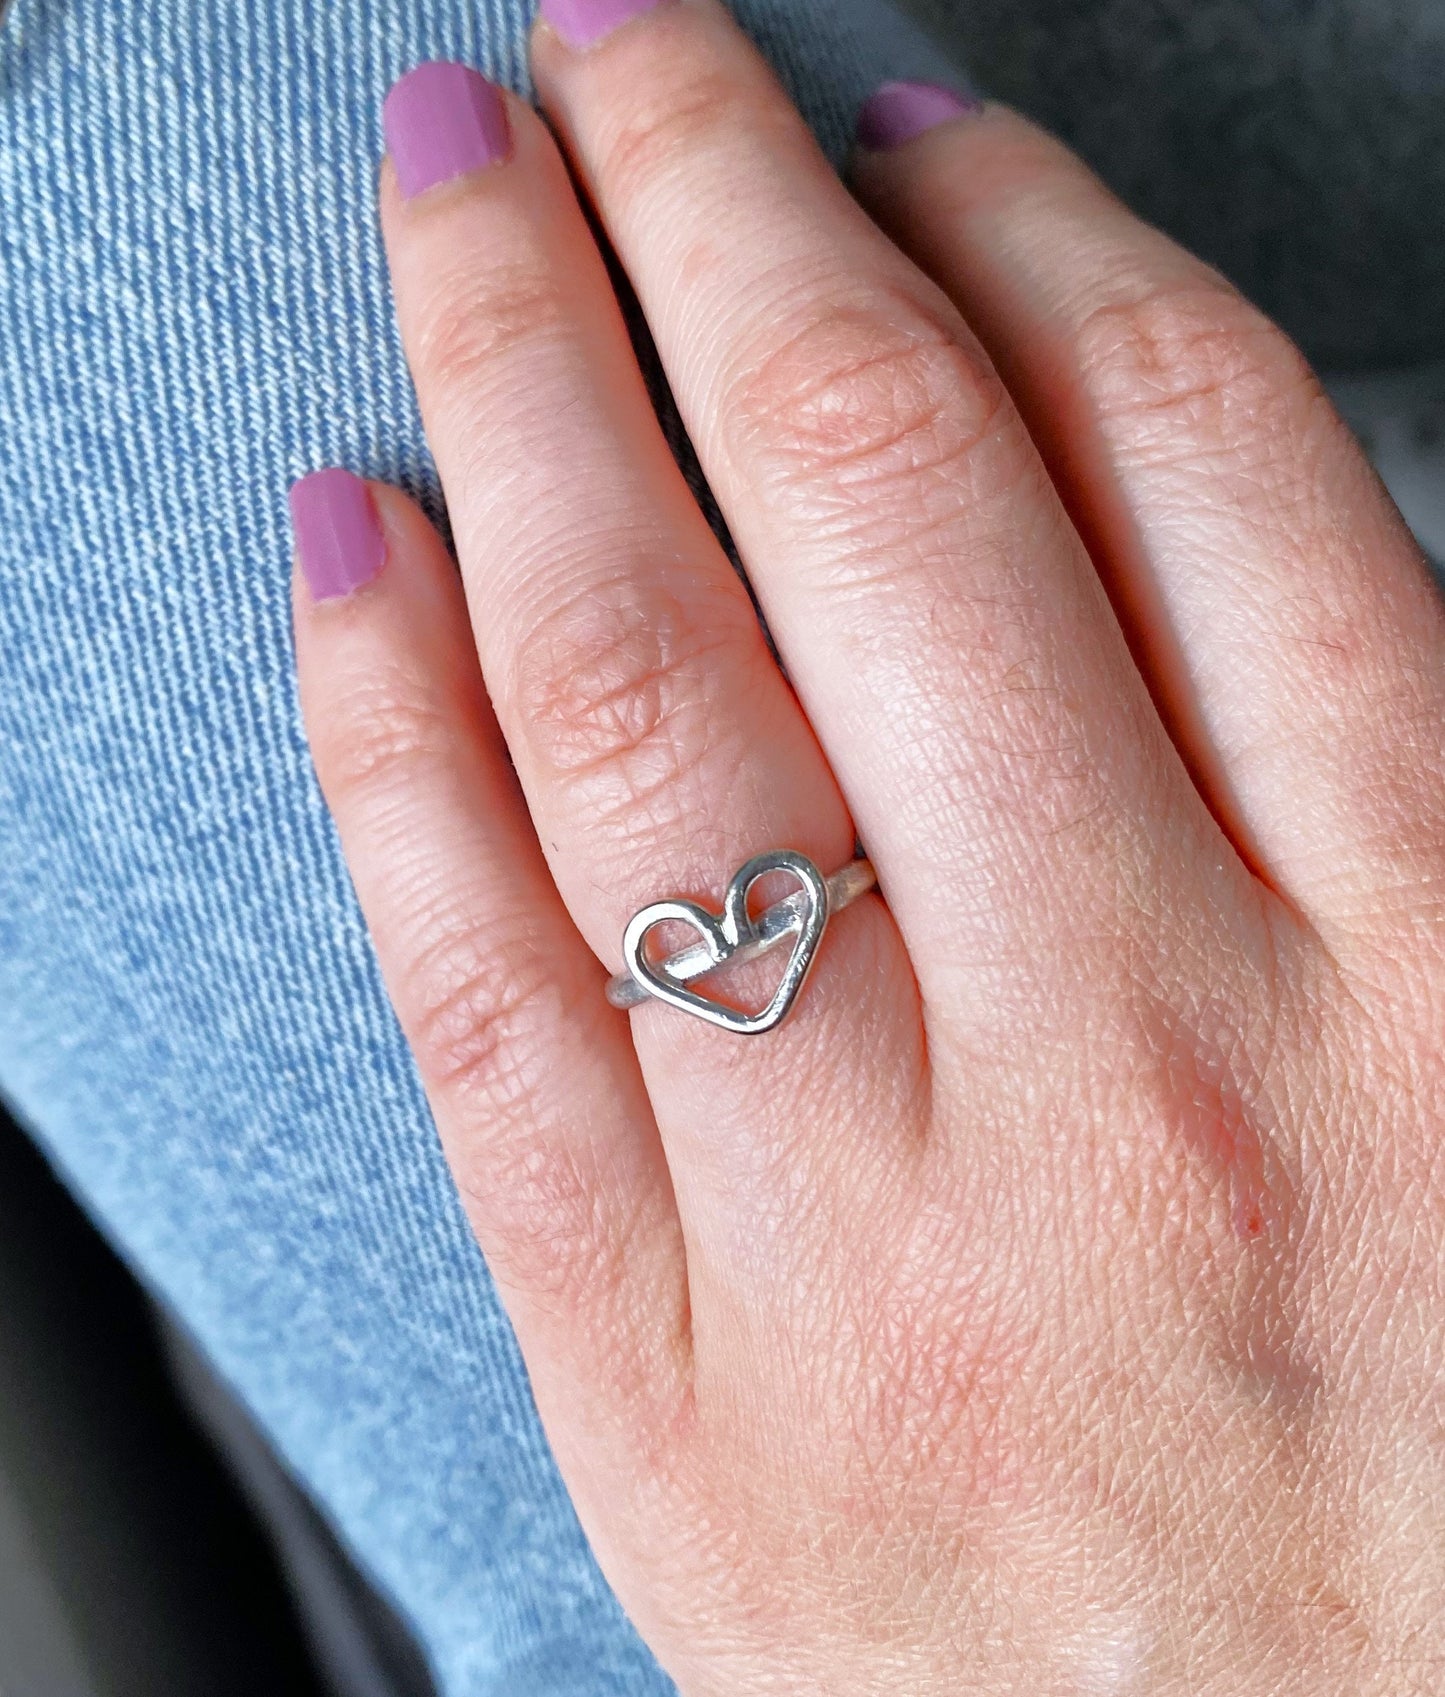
xmin=607 ymin=851 xmax=877 ymax=1035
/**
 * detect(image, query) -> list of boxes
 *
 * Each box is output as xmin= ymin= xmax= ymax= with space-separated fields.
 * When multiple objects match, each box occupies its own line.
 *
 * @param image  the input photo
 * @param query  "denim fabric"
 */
xmin=0 ymin=1 xmax=955 ymax=1692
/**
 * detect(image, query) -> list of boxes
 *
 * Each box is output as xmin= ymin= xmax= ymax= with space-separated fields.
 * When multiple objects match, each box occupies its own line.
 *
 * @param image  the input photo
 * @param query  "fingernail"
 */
xmin=290 ymin=470 xmax=387 ymax=602
xmin=539 ymin=0 xmax=674 ymax=52
xmin=383 ymin=62 xmax=512 ymax=200
xmin=855 ymin=80 xmax=983 ymax=151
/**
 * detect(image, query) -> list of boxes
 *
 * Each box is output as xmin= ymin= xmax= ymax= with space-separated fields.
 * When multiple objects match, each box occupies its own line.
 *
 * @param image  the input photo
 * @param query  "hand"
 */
xmin=290 ymin=3 xmax=1445 ymax=1689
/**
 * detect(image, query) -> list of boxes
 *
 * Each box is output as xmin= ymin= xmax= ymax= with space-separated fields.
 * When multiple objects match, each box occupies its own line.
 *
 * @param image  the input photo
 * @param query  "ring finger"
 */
xmin=379 ymin=65 xmax=923 ymax=1265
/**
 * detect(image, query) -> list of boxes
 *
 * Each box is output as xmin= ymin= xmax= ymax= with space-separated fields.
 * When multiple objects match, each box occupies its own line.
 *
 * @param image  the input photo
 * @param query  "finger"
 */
xmin=852 ymin=101 xmax=1445 ymax=942
xmin=530 ymin=1 xmax=1247 ymax=1045
xmin=377 ymin=68 xmax=925 ymax=1276
xmin=290 ymin=470 xmax=690 ymax=1479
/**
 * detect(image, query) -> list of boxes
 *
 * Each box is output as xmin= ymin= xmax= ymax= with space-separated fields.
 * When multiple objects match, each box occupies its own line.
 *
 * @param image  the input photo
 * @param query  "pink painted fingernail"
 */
xmin=539 ymin=0 xmax=674 ymax=51
xmin=290 ymin=470 xmax=387 ymax=602
xmin=383 ymin=62 xmax=512 ymax=200
xmin=855 ymin=80 xmax=983 ymax=151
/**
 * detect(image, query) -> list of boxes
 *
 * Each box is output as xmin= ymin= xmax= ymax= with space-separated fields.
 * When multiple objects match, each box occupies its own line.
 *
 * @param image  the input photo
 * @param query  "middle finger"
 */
xmin=534 ymin=0 xmax=1248 ymax=1037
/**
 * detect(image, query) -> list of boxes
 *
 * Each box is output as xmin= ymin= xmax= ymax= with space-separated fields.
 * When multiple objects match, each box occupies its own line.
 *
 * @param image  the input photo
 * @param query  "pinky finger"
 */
xmin=290 ymin=470 xmax=691 ymax=1469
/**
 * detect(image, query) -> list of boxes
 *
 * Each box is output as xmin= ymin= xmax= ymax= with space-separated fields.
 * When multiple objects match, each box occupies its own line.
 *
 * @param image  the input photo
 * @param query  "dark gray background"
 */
xmin=909 ymin=0 xmax=1444 ymax=370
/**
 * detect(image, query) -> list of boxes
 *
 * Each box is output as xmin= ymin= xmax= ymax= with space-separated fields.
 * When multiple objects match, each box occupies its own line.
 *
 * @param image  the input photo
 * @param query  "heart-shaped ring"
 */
xmin=620 ymin=850 xmax=832 ymax=1036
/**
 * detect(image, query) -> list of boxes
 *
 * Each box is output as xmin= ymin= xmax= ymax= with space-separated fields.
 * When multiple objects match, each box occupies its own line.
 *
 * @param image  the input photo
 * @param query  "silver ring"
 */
xmin=607 ymin=850 xmax=877 ymax=1035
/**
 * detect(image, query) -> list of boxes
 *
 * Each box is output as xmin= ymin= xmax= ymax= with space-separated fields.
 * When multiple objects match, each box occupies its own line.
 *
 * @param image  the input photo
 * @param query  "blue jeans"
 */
xmin=0 ymin=2 xmax=955 ymax=1691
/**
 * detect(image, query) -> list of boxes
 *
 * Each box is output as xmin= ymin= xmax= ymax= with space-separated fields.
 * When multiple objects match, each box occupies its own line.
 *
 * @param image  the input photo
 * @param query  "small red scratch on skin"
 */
xmin=1156 ymin=1027 xmax=1318 ymax=1402
xmin=1182 ymin=1104 xmax=1282 ymax=1243
xmin=1168 ymin=1052 xmax=1285 ymax=1245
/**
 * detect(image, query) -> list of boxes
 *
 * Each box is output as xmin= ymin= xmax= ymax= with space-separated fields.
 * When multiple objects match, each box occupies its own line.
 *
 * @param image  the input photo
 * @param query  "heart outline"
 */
xmin=622 ymin=851 xmax=830 ymax=1036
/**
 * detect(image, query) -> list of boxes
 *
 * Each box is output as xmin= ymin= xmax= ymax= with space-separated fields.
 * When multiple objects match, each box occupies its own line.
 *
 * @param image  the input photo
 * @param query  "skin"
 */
xmin=293 ymin=2 xmax=1445 ymax=1690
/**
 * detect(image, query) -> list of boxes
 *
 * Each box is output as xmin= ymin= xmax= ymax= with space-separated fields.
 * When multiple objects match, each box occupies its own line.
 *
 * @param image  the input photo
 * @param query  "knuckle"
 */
xmin=465 ymin=1119 xmax=616 ymax=1307
xmin=311 ymin=666 xmax=457 ymax=809
xmin=404 ymin=923 xmax=575 ymax=1113
xmin=726 ymin=295 xmax=1010 ymax=515
xmin=406 ymin=929 xmax=642 ymax=1319
xmin=508 ymin=576 xmax=748 ymax=835
xmin=413 ymin=260 xmax=573 ymax=392
xmin=1074 ymin=275 xmax=1321 ymax=440
xmin=598 ymin=71 xmax=783 ymax=205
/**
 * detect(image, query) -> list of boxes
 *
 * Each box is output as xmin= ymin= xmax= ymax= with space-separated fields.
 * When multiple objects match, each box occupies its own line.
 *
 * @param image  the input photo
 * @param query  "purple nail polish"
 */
xmin=855 ymin=80 xmax=983 ymax=151
xmin=383 ymin=62 xmax=511 ymax=200
xmin=539 ymin=0 xmax=673 ymax=51
xmin=290 ymin=470 xmax=387 ymax=602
